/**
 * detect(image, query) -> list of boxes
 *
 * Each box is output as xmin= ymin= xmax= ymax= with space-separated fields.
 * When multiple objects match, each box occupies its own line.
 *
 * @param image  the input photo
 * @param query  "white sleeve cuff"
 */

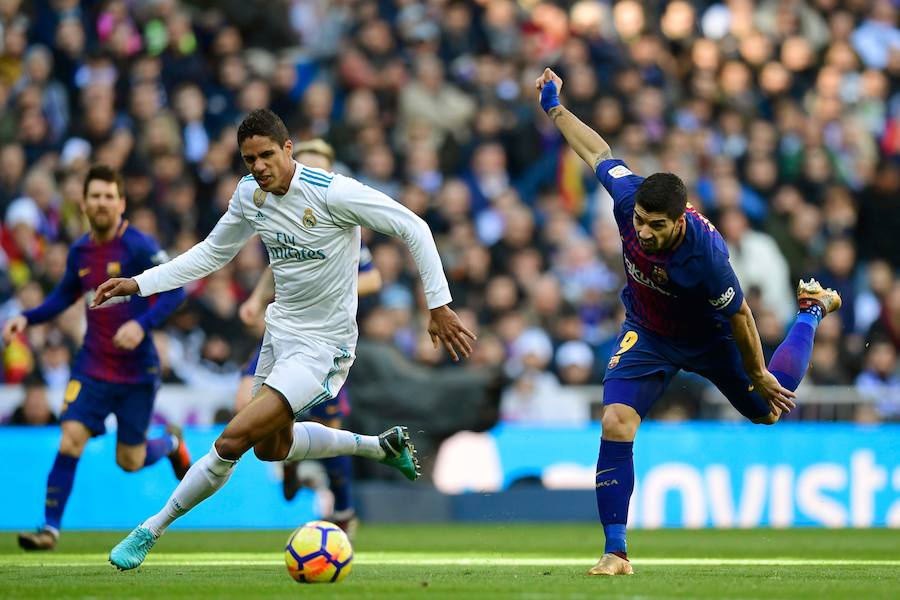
xmin=133 ymin=271 xmax=157 ymax=297
xmin=425 ymin=288 xmax=453 ymax=310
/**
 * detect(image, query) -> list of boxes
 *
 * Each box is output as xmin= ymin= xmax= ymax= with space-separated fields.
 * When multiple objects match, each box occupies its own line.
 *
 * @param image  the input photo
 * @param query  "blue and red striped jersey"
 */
xmin=23 ymin=221 xmax=186 ymax=383
xmin=596 ymin=159 xmax=744 ymax=341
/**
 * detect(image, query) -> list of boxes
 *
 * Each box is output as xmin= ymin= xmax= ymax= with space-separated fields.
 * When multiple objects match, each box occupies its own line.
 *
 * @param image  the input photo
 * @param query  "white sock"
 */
xmin=142 ymin=445 xmax=237 ymax=537
xmin=285 ymin=422 xmax=385 ymax=461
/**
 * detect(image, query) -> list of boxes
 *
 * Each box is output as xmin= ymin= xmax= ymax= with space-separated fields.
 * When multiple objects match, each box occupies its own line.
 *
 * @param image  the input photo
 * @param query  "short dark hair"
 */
xmin=237 ymin=109 xmax=289 ymax=147
xmin=635 ymin=173 xmax=687 ymax=220
xmin=83 ymin=164 xmax=124 ymax=198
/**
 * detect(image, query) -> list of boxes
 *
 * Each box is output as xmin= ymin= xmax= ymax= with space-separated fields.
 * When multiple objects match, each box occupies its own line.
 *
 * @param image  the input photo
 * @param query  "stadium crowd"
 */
xmin=0 ymin=0 xmax=899 ymax=425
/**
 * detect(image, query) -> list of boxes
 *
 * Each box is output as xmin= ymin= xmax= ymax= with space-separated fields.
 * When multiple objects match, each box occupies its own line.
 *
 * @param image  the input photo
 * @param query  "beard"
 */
xmin=87 ymin=212 xmax=116 ymax=235
xmin=659 ymin=222 xmax=684 ymax=252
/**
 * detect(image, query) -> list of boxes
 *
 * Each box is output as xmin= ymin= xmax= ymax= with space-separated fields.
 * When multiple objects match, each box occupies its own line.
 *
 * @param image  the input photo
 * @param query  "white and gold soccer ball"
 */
xmin=284 ymin=520 xmax=353 ymax=583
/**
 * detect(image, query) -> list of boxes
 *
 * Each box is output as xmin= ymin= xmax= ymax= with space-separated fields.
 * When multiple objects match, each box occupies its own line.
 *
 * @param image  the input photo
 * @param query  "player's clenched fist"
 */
xmin=428 ymin=304 xmax=477 ymax=362
xmin=113 ymin=319 xmax=146 ymax=350
xmin=535 ymin=68 xmax=563 ymax=96
xmin=239 ymin=297 xmax=265 ymax=326
xmin=2 ymin=315 xmax=28 ymax=345
xmin=91 ymin=277 xmax=139 ymax=308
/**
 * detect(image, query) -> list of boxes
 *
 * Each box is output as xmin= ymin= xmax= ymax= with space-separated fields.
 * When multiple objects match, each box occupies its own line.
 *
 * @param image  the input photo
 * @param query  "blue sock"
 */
xmin=322 ymin=456 xmax=354 ymax=514
xmin=595 ymin=439 xmax=634 ymax=555
xmin=45 ymin=453 xmax=79 ymax=532
xmin=767 ymin=311 xmax=820 ymax=392
xmin=143 ymin=434 xmax=177 ymax=467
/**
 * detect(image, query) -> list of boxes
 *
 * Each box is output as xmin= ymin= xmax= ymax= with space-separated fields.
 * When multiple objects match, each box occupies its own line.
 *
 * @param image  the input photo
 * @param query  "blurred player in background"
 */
xmin=97 ymin=109 xmax=474 ymax=570
xmin=235 ymin=138 xmax=382 ymax=536
xmin=536 ymin=69 xmax=842 ymax=576
xmin=2 ymin=165 xmax=190 ymax=551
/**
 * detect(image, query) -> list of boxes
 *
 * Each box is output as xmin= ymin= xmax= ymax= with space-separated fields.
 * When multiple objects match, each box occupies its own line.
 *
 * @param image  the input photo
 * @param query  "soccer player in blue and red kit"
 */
xmin=537 ymin=69 xmax=842 ymax=575
xmin=2 ymin=165 xmax=189 ymax=551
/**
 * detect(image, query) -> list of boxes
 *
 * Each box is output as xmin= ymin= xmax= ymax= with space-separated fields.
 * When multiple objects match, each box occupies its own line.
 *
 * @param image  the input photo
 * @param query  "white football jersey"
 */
xmin=134 ymin=162 xmax=452 ymax=349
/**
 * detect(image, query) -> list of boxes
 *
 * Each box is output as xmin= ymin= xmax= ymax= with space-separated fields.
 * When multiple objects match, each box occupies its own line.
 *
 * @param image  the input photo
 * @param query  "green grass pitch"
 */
xmin=1 ymin=525 xmax=898 ymax=599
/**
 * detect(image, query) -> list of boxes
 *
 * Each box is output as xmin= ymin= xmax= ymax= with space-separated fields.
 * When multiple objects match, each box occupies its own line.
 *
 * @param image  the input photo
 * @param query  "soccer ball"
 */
xmin=284 ymin=520 xmax=353 ymax=583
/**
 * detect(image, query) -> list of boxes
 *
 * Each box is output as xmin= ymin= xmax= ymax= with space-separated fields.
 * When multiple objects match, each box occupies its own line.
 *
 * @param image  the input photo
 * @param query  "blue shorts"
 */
xmin=60 ymin=374 xmax=159 ymax=445
xmin=242 ymin=343 xmax=349 ymax=421
xmin=602 ymin=320 xmax=770 ymax=420
xmin=242 ymin=346 xmax=261 ymax=377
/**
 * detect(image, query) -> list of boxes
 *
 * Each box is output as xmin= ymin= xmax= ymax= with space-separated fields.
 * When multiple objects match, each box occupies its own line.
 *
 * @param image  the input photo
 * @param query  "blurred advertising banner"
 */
xmin=5 ymin=423 xmax=899 ymax=529
xmin=2 ymin=427 xmax=318 ymax=530
xmin=434 ymin=423 xmax=900 ymax=528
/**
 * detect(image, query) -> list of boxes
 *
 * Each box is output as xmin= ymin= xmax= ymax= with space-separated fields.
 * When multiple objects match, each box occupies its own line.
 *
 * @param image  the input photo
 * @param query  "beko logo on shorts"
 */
xmin=709 ymin=287 xmax=736 ymax=310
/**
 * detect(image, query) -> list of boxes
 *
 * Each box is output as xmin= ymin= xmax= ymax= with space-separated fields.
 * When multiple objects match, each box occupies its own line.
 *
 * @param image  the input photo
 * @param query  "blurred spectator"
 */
xmin=868 ymin=282 xmax=900 ymax=352
xmin=500 ymin=328 xmax=588 ymax=424
xmin=856 ymin=161 xmax=900 ymax=268
xmin=850 ymin=0 xmax=900 ymax=69
xmin=855 ymin=338 xmax=900 ymax=420
xmin=555 ymin=340 xmax=595 ymax=385
xmin=719 ymin=208 xmax=793 ymax=325
xmin=813 ymin=238 xmax=858 ymax=333
xmin=6 ymin=369 xmax=57 ymax=426
xmin=855 ymin=260 xmax=894 ymax=335
xmin=398 ymin=55 xmax=476 ymax=149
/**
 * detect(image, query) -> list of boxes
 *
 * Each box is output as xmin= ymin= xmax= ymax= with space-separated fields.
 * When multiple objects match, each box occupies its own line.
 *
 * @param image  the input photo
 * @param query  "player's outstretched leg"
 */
xmin=284 ymin=422 xmax=420 ymax=481
xmin=18 ymin=421 xmax=91 ymax=551
xmin=767 ymin=279 xmax=842 ymax=393
xmin=109 ymin=386 xmax=292 ymax=570
xmin=109 ymin=443 xmax=237 ymax=570
xmin=18 ymin=450 xmax=76 ymax=551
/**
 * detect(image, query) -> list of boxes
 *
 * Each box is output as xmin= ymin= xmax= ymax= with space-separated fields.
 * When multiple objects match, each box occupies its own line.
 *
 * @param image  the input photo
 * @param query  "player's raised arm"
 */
xmin=93 ymin=191 xmax=255 ymax=308
xmin=536 ymin=68 xmax=614 ymax=170
xmin=325 ymin=176 xmax=476 ymax=360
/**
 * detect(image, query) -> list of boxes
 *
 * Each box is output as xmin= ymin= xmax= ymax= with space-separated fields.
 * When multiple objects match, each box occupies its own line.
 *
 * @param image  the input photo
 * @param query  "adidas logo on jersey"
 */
xmin=708 ymin=287 xmax=736 ymax=310
xmin=254 ymin=211 xmax=266 ymax=221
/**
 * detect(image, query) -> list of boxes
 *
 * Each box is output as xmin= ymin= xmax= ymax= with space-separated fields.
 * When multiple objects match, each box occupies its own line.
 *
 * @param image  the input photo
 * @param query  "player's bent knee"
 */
xmin=116 ymin=456 xmax=144 ymax=472
xmin=601 ymin=404 xmax=640 ymax=441
xmin=59 ymin=421 xmax=91 ymax=456
xmin=751 ymin=412 xmax=779 ymax=425
xmin=59 ymin=436 xmax=87 ymax=457
xmin=216 ymin=434 xmax=251 ymax=460
xmin=252 ymin=443 xmax=288 ymax=462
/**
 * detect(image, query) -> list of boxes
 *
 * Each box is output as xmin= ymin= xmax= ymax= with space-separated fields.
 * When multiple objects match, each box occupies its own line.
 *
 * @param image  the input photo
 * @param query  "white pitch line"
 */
xmin=2 ymin=554 xmax=900 ymax=568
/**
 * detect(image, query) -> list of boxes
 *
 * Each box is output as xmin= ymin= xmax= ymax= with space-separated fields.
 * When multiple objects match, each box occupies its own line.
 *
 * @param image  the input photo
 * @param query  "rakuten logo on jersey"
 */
xmin=624 ymin=256 xmax=673 ymax=296
xmin=708 ymin=287 xmax=735 ymax=310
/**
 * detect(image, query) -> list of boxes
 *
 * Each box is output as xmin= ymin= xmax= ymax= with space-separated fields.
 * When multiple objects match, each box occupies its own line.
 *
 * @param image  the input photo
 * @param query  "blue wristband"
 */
xmin=540 ymin=81 xmax=560 ymax=113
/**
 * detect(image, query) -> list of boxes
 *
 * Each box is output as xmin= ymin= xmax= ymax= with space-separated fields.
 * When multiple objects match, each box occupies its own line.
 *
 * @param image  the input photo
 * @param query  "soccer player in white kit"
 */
xmin=97 ymin=109 xmax=476 ymax=570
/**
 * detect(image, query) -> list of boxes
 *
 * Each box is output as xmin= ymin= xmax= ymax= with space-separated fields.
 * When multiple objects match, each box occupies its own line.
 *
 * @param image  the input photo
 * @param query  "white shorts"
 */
xmin=252 ymin=331 xmax=355 ymax=420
